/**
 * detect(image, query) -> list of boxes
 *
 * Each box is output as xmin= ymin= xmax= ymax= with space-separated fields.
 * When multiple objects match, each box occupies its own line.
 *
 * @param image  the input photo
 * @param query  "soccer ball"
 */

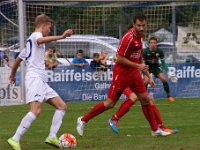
xmin=59 ymin=133 xmax=77 ymax=148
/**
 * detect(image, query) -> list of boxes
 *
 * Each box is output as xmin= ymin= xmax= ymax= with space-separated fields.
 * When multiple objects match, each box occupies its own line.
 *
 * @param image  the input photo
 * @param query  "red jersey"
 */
xmin=113 ymin=29 xmax=143 ymax=78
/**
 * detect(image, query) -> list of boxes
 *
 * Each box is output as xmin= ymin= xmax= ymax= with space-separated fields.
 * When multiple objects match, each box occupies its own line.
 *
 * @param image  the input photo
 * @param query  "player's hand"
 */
xmin=149 ymin=76 xmax=156 ymax=88
xmin=168 ymin=71 xmax=178 ymax=83
xmin=9 ymin=74 xmax=16 ymax=85
xmin=62 ymin=29 xmax=73 ymax=38
xmin=138 ymin=63 xmax=149 ymax=72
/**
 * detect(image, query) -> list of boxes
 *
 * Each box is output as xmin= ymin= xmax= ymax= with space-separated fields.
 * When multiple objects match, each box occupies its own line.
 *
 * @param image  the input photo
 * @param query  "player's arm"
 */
xmin=142 ymin=68 xmax=155 ymax=88
xmin=116 ymin=55 xmax=148 ymax=72
xmin=159 ymin=49 xmax=169 ymax=72
xmin=160 ymin=59 xmax=169 ymax=72
xmin=140 ymin=58 xmax=155 ymax=88
xmin=159 ymin=49 xmax=177 ymax=82
xmin=37 ymin=29 xmax=73 ymax=44
xmin=9 ymin=57 xmax=23 ymax=84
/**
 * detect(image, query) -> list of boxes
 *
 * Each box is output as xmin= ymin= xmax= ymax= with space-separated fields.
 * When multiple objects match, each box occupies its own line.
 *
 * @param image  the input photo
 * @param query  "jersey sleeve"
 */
xmin=159 ymin=48 xmax=169 ymax=71
xmin=18 ymin=48 xmax=28 ymax=60
xmin=18 ymin=32 xmax=43 ymax=61
xmin=33 ymin=32 xmax=43 ymax=47
xmin=117 ymin=32 xmax=133 ymax=57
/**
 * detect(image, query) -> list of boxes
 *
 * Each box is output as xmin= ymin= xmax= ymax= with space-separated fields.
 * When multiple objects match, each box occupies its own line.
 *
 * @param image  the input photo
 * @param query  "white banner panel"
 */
xmin=177 ymin=26 xmax=200 ymax=54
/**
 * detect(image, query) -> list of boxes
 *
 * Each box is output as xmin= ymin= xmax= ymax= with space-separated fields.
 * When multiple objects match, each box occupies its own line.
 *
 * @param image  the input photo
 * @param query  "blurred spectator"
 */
xmin=90 ymin=53 xmax=101 ymax=71
xmin=44 ymin=47 xmax=58 ymax=69
xmin=71 ymin=49 xmax=89 ymax=67
xmin=0 ymin=50 xmax=9 ymax=67
xmin=90 ymin=53 xmax=108 ymax=71
xmin=99 ymin=49 xmax=108 ymax=68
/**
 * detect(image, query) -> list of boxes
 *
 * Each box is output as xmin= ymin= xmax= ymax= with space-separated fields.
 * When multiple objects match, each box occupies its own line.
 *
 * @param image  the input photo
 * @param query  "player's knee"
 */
xmin=31 ymin=109 xmax=41 ymax=117
xmin=107 ymin=102 xmax=115 ymax=108
xmin=148 ymin=97 xmax=155 ymax=105
xmin=104 ymin=100 xmax=115 ymax=108
xmin=61 ymin=103 xmax=67 ymax=112
xmin=58 ymin=102 xmax=67 ymax=112
xmin=129 ymin=94 xmax=137 ymax=102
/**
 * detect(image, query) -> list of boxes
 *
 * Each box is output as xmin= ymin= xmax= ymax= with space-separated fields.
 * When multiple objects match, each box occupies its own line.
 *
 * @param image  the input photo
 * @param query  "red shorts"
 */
xmin=107 ymin=73 xmax=146 ymax=101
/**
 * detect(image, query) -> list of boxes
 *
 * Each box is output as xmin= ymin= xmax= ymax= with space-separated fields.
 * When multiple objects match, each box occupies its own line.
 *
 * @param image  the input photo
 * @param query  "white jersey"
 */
xmin=19 ymin=32 xmax=47 ymax=81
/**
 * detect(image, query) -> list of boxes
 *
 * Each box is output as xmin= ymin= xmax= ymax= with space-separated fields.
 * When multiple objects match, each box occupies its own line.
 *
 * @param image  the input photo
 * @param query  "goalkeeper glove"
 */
xmin=168 ymin=71 xmax=178 ymax=83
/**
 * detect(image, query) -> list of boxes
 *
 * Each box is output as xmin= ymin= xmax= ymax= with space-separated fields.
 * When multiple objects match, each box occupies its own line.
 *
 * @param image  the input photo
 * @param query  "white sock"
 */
xmin=12 ymin=112 xmax=36 ymax=141
xmin=49 ymin=109 xmax=65 ymax=138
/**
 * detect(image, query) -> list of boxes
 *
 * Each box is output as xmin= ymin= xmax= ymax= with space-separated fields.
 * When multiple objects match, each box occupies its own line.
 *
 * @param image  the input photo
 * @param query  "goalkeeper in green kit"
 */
xmin=143 ymin=36 xmax=177 ymax=102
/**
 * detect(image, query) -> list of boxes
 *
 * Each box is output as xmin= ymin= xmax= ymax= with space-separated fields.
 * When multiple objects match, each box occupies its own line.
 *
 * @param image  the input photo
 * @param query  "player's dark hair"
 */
xmin=133 ymin=13 xmax=147 ymax=24
xmin=149 ymin=36 xmax=158 ymax=43
xmin=128 ymin=24 xmax=133 ymax=29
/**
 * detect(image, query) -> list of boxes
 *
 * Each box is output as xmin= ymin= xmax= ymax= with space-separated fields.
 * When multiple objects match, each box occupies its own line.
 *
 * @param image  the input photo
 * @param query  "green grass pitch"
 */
xmin=1 ymin=98 xmax=200 ymax=150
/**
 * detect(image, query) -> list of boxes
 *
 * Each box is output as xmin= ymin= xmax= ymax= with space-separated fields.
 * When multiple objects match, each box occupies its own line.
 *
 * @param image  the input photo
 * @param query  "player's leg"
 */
xmin=80 ymin=97 xmax=117 ymax=123
xmin=132 ymin=75 xmax=171 ymax=136
xmin=138 ymin=93 xmax=171 ymax=136
xmin=109 ymin=87 xmax=137 ymax=133
xmin=77 ymin=81 xmax=123 ymax=136
xmin=8 ymin=102 xmax=40 ymax=150
xmin=77 ymin=98 xmax=117 ymax=136
xmin=143 ymin=73 xmax=176 ymax=133
xmin=7 ymin=77 xmax=44 ymax=150
xmin=138 ymin=93 xmax=158 ymax=131
xmin=147 ymin=97 xmax=178 ymax=134
xmin=157 ymin=72 xmax=175 ymax=102
xmin=111 ymin=87 xmax=137 ymax=121
xmin=130 ymin=75 xmax=157 ymax=132
xmin=44 ymin=84 xmax=67 ymax=147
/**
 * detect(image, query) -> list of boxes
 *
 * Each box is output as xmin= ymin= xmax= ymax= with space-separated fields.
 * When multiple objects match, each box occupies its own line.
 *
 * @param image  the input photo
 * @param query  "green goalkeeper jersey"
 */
xmin=143 ymin=47 xmax=169 ymax=71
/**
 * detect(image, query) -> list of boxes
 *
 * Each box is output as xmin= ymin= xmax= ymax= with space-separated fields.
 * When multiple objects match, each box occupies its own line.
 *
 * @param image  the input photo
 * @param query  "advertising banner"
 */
xmin=0 ymin=67 xmax=22 ymax=105
xmin=47 ymin=66 xmax=117 ymax=102
xmin=47 ymin=64 xmax=200 ymax=102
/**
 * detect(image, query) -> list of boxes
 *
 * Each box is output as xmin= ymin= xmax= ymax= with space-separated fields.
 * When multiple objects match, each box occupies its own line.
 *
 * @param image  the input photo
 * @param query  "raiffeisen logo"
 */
xmin=169 ymin=66 xmax=200 ymax=78
xmin=47 ymin=69 xmax=113 ymax=82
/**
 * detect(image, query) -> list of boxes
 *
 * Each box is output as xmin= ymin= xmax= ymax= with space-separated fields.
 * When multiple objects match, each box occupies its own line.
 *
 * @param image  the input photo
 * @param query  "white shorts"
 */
xmin=25 ymin=76 xmax=58 ymax=104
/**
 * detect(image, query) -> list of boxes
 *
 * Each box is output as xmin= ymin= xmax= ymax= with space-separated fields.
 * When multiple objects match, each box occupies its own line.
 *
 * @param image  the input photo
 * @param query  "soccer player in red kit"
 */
xmin=77 ymin=13 xmax=171 ymax=136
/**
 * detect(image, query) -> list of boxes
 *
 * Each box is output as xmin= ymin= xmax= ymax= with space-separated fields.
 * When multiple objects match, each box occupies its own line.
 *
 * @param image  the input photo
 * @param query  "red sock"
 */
xmin=81 ymin=102 xmax=108 ymax=123
xmin=151 ymin=105 xmax=163 ymax=125
xmin=112 ymin=99 xmax=134 ymax=121
xmin=142 ymin=105 xmax=158 ymax=131
xmin=151 ymin=105 xmax=166 ymax=129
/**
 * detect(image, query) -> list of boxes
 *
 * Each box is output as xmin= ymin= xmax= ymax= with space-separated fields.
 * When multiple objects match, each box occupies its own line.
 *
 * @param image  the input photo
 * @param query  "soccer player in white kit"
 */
xmin=7 ymin=14 xmax=73 ymax=150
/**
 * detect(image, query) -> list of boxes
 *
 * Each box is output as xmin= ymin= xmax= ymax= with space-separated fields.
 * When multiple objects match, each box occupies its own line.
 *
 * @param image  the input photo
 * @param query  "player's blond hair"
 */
xmin=35 ymin=14 xmax=53 ymax=28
